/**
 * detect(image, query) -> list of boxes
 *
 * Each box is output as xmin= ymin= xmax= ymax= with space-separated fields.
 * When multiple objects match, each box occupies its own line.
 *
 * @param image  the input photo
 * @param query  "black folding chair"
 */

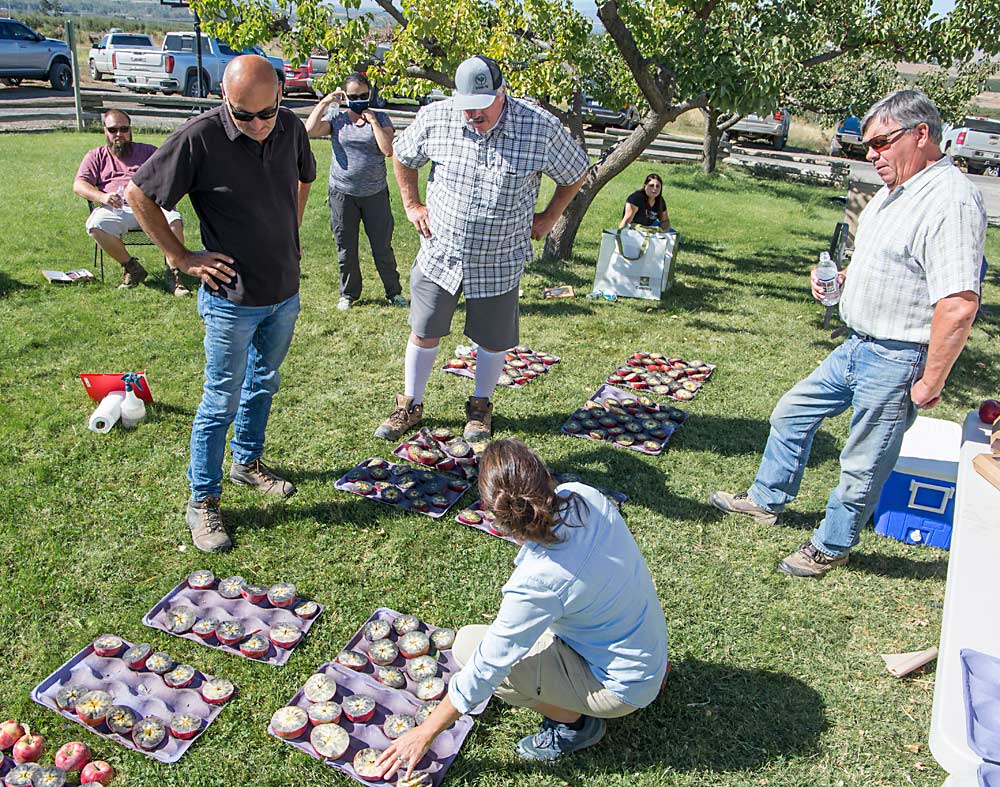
xmin=86 ymin=200 xmax=165 ymax=282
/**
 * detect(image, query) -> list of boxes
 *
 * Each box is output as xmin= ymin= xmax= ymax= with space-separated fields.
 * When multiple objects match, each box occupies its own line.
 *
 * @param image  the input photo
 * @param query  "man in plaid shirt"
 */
xmin=374 ymin=55 xmax=588 ymax=443
xmin=711 ymin=89 xmax=986 ymax=578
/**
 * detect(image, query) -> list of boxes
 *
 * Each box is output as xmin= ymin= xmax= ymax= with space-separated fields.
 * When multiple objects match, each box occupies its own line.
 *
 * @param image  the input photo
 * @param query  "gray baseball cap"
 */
xmin=453 ymin=55 xmax=503 ymax=110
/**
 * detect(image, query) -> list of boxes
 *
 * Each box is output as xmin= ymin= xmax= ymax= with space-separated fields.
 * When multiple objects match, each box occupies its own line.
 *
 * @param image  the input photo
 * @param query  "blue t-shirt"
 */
xmin=322 ymin=107 xmax=393 ymax=197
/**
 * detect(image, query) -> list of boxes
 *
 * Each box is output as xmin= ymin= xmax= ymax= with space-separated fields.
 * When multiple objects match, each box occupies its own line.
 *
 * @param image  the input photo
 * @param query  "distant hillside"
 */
xmin=0 ymin=0 xmax=190 ymax=22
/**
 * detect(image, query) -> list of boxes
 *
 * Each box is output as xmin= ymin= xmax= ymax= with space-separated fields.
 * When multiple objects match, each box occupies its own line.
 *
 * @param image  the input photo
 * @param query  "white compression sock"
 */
xmin=473 ymin=348 xmax=508 ymax=399
xmin=404 ymin=341 xmax=440 ymax=405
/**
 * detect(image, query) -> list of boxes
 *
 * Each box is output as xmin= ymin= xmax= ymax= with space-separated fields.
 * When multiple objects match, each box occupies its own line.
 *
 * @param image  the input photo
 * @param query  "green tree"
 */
xmin=190 ymin=0 xmax=1000 ymax=260
xmin=39 ymin=0 xmax=64 ymax=16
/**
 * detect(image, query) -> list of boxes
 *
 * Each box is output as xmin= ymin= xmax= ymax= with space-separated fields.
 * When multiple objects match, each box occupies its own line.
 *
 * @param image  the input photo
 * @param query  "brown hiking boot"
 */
xmin=709 ymin=490 xmax=779 ymax=526
xmin=186 ymin=497 xmax=232 ymax=552
xmin=118 ymin=256 xmax=148 ymax=289
xmin=777 ymin=541 xmax=849 ymax=578
xmin=374 ymin=394 xmax=424 ymax=441
xmin=464 ymin=396 xmax=493 ymax=442
xmin=229 ymin=458 xmax=296 ymax=498
xmin=166 ymin=265 xmax=191 ymax=297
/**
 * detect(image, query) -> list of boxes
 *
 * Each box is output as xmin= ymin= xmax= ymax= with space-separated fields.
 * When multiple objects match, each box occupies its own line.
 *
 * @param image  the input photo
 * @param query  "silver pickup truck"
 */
xmin=942 ymin=116 xmax=1000 ymax=175
xmin=725 ymin=108 xmax=791 ymax=150
xmin=88 ymin=31 xmax=154 ymax=80
xmin=113 ymin=32 xmax=284 ymax=97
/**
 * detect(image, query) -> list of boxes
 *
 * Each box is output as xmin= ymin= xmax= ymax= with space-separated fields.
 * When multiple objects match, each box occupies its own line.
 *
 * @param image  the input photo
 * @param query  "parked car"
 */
xmin=942 ymin=116 xmax=1000 ymax=175
xmin=113 ymin=32 xmax=284 ymax=97
xmin=830 ymin=115 xmax=864 ymax=158
xmin=283 ymin=54 xmax=327 ymax=95
xmin=580 ymin=93 xmax=639 ymax=130
xmin=725 ymin=108 xmax=790 ymax=150
xmin=88 ymin=30 xmax=154 ymax=80
xmin=0 ymin=17 xmax=72 ymax=91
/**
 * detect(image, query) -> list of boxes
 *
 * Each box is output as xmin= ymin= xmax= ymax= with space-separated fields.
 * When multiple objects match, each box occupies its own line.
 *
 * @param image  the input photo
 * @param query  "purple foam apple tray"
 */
xmin=454 ymin=476 xmax=628 ymax=544
xmin=442 ymin=346 xmax=560 ymax=387
xmin=560 ymin=384 xmax=688 ymax=456
xmin=269 ymin=659 xmax=473 ymax=787
xmin=607 ymin=352 xmax=716 ymax=402
xmin=143 ymin=576 xmax=323 ymax=666
xmin=392 ymin=428 xmax=480 ymax=482
xmin=335 ymin=458 xmax=471 ymax=518
xmin=30 ymin=635 xmax=234 ymax=763
xmin=338 ymin=608 xmax=488 ymax=716
xmin=962 ymin=648 xmax=1000 ymax=763
xmin=982 ymin=763 xmax=1000 ymax=787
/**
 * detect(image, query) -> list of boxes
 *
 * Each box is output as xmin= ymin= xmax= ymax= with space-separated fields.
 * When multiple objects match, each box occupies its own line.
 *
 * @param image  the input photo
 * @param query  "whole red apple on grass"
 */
xmin=980 ymin=399 xmax=1000 ymax=425
xmin=54 ymin=741 xmax=91 ymax=772
xmin=0 ymin=720 xmax=25 ymax=750
xmin=11 ymin=733 xmax=44 ymax=764
xmin=80 ymin=761 xmax=115 ymax=785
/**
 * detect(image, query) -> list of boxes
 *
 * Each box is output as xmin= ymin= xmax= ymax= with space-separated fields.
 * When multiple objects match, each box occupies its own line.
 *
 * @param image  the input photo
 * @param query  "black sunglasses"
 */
xmin=862 ymin=126 xmax=914 ymax=153
xmin=227 ymin=94 xmax=280 ymax=122
xmin=105 ymin=125 xmax=131 ymax=134
xmin=346 ymin=91 xmax=370 ymax=101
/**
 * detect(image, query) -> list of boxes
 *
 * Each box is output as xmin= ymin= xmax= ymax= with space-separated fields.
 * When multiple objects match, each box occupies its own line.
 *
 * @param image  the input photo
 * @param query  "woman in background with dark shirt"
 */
xmin=620 ymin=173 xmax=670 ymax=230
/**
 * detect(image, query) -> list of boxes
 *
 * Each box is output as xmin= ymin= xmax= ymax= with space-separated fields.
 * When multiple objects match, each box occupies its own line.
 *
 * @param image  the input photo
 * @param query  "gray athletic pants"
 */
xmin=328 ymin=187 xmax=401 ymax=301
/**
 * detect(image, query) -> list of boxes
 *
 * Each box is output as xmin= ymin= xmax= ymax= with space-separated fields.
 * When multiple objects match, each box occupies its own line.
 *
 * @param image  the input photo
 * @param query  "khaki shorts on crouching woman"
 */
xmin=453 ymin=625 xmax=643 ymax=719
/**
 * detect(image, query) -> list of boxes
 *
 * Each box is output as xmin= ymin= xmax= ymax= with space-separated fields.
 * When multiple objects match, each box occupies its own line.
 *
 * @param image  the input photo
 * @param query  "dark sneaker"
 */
xmin=709 ymin=490 xmax=778 ymax=525
xmin=186 ymin=497 xmax=231 ymax=553
xmin=387 ymin=294 xmax=409 ymax=307
xmin=166 ymin=266 xmax=190 ymax=297
xmin=778 ymin=541 xmax=849 ymax=578
xmin=229 ymin=458 xmax=296 ymax=498
xmin=374 ymin=394 xmax=424 ymax=441
xmin=119 ymin=257 xmax=148 ymax=289
xmin=464 ymin=396 xmax=493 ymax=442
xmin=516 ymin=716 xmax=607 ymax=762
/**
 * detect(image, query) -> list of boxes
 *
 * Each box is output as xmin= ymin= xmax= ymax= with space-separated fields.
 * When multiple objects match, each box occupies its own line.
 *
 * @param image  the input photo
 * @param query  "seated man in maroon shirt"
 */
xmin=73 ymin=109 xmax=190 ymax=295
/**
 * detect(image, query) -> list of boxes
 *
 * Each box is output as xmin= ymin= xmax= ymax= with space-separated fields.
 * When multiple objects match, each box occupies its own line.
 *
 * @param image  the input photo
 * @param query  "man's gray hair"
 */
xmin=861 ymin=89 xmax=942 ymax=144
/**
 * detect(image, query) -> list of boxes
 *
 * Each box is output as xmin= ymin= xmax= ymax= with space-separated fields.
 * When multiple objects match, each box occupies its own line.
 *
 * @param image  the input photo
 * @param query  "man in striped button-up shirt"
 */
xmin=373 ymin=55 xmax=589 ymax=444
xmin=711 ymin=89 xmax=986 ymax=578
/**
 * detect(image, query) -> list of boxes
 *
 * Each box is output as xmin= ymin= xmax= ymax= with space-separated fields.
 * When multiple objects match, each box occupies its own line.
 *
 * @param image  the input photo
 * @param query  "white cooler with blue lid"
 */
xmin=874 ymin=416 xmax=961 ymax=549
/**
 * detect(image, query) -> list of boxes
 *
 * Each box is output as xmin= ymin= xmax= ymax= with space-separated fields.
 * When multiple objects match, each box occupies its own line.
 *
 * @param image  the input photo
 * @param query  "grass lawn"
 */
xmin=0 ymin=130 xmax=998 ymax=787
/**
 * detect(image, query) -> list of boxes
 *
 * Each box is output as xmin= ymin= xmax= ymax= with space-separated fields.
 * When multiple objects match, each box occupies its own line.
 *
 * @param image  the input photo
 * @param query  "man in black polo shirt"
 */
xmin=127 ymin=55 xmax=317 ymax=552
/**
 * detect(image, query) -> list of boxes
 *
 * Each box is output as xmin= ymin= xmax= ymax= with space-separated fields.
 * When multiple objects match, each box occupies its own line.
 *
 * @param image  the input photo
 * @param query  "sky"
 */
xmin=931 ymin=0 xmax=956 ymax=13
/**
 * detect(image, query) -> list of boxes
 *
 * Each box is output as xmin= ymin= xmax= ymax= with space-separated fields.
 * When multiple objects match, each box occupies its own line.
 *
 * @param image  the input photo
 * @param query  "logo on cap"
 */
xmin=475 ymin=73 xmax=488 ymax=89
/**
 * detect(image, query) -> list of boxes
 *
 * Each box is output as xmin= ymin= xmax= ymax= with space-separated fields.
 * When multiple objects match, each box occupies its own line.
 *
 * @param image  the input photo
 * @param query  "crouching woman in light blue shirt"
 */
xmin=378 ymin=438 xmax=668 ymax=778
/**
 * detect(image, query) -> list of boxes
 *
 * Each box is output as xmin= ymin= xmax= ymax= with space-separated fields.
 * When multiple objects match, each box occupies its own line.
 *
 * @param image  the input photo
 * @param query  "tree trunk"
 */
xmin=543 ymin=111 xmax=676 ymax=260
xmin=701 ymin=107 xmax=722 ymax=174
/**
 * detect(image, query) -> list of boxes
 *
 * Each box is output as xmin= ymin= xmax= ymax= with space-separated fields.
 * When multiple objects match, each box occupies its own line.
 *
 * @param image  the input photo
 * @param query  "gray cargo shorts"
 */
xmin=407 ymin=263 xmax=519 ymax=352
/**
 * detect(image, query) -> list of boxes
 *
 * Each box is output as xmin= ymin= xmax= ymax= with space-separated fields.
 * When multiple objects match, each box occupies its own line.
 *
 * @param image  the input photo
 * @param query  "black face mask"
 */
xmin=348 ymin=99 xmax=370 ymax=114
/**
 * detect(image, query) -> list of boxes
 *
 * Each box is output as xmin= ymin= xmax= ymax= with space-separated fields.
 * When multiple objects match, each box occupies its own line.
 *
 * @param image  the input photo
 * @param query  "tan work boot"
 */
xmin=186 ymin=497 xmax=232 ymax=552
xmin=374 ymin=394 xmax=424 ymax=441
xmin=777 ymin=541 xmax=849 ymax=578
xmin=119 ymin=256 xmax=148 ymax=289
xmin=229 ymin=458 xmax=296 ymax=498
xmin=709 ymin=490 xmax=779 ymax=526
xmin=166 ymin=265 xmax=191 ymax=297
xmin=464 ymin=396 xmax=493 ymax=442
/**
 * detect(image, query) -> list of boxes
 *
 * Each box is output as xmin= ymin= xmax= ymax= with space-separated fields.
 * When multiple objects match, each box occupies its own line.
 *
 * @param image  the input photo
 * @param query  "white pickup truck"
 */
xmin=942 ymin=116 xmax=1000 ymax=175
xmin=87 ymin=31 xmax=154 ymax=80
xmin=113 ymin=32 xmax=284 ymax=97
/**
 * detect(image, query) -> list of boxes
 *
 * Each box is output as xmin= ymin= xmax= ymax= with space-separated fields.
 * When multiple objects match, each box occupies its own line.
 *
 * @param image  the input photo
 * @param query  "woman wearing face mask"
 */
xmin=619 ymin=173 xmax=670 ymax=230
xmin=305 ymin=72 xmax=407 ymax=311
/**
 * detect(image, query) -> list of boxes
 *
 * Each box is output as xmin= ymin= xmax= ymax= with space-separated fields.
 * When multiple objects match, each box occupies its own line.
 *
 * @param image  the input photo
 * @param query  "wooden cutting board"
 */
xmin=973 ymin=452 xmax=1000 ymax=492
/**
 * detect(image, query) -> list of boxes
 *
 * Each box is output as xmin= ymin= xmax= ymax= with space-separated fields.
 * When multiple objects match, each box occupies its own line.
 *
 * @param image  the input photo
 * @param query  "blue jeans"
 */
xmin=749 ymin=334 xmax=926 ymax=557
xmin=188 ymin=288 xmax=300 ymax=501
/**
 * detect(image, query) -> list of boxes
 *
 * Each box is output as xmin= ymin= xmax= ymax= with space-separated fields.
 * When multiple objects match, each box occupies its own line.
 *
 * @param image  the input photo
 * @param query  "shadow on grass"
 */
xmin=847 ymin=550 xmax=948 ymax=581
xmin=0 ymin=270 xmax=34 ymax=297
xmin=460 ymin=657 xmax=826 ymax=778
xmin=224 ymin=495 xmax=381 ymax=542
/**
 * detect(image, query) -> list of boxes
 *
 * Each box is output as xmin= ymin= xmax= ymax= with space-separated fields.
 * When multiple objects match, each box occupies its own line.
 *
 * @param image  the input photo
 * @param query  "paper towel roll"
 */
xmin=88 ymin=391 xmax=125 ymax=434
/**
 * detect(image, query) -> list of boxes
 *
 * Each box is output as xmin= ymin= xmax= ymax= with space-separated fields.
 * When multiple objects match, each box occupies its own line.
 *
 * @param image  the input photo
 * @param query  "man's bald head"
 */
xmin=222 ymin=54 xmax=278 ymax=97
xmin=222 ymin=54 xmax=281 ymax=142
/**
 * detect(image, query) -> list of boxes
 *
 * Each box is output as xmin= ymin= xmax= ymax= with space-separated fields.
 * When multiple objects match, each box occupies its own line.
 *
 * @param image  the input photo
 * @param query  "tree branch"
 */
xmin=695 ymin=0 xmax=721 ymax=22
xmin=370 ymin=0 xmax=406 ymax=27
xmin=597 ymin=0 xmax=666 ymax=113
